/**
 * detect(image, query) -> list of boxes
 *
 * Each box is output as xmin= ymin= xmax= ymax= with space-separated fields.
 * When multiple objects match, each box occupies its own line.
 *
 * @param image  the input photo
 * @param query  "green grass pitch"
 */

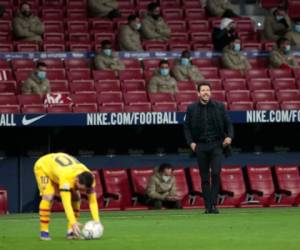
xmin=0 ymin=208 xmax=299 ymax=250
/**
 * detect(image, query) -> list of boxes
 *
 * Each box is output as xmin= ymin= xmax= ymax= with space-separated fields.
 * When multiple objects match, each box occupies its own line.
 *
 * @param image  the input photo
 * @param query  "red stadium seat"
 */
xmin=68 ymin=43 xmax=93 ymax=52
xmin=175 ymin=91 xmax=198 ymax=104
xmin=287 ymin=0 xmax=300 ymax=19
xmin=47 ymin=69 xmax=66 ymax=80
xmin=185 ymin=9 xmax=205 ymax=20
xmin=0 ymin=105 xmax=20 ymax=113
xmin=129 ymin=168 xmax=154 ymax=196
xmin=248 ymin=78 xmax=272 ymax=91
xmin=192 ymin=43 xmax=214 ymax=51
xmin=16 ymin=42 xmax=40 ymax=52
xmin=73 ymin=103 xmax=98 ymax=113
xmin=199 ymin=67 xmax=219 ymax=78
xmin=41 ymin=8 xmax=64 ymax=19
xmin=95 ymin=81 xmax=121 ymax=92
xmin=220 ymin=166 xmax=247 ymax=207
xmin=152 ymin=102 xmax=177 ymax=112
xmin=68 ymin=33 xmax=90 ymax=42
xmin=167 ymin=20 xmax=186 ymax=32
xmin=162 ymin=9 xmax=184 ymax=20
xmin=178 ymin=102 xmax=193 ymax=112
xmin=101 ymin=169 xmax=136 ymax=210
xmin=273 ymin=78 xmax=297 ymax=90
xmin=190 ymin=32 xmax=212 ymax=43
xmin=0 ymin=81 xmax=16 ymax=94
xmin=71 ymin=92 xmax=97 ymax=104
xmin=121 ymin=59 xmax=141 ymax=70
xmin=245 ymin=69 xmax=269 ymax=79
xmin=251 ymin=90 xmax=276 ymax=102
xmin=172 ymin=168 xmax=190 ymax=208
xmin=277 ymin=90 xmax=300 ymax=102
xmin=22 ymin=104 xmax=47 ymax=113
xmin=188 ymin=20 xmax=209 ymax=32
xmin=66 ymin=0 xmax=87 ymax=8
xmin=97 ymin=92 xmax=123 ymax=104
xmin=248 ymin=58 xmax=269 ymax=69
xmin=124 ymin=103 xmax=152 ymax=112
xmin=42 ymin=59 xmax=64 ymax=69
xmin=223 ymin=79 xmax=247 ymax=91
xmin=281 ymin=101 xmax=300 ymax=110
xmin=93 ymin=33 xmax=115 ymax=44
xmin=169 ymin=42 xmax=191 ymax=52
xmin=261 ymin=0 xmax=281 ymax=8
xmin=44 ymin=21 xmax=64 ymax=32
xmin=0 ymin=189 xmax=8 ymax=214
xmin=47 ymin=104 xmax=72 ymax=113
xmin=274 ymin=165 xmax=300 ymax=206
xmin=15 ymin=69 xmax=32 ymax=82
xmin=66 ymin=9 xmax=86 ymax=19
xmin=67 ymin=69 xmax=91 ymax=81
xmin=0 ymin=20 xmax=11 ymax=34
xmin=143 ymin=59 xmax=160 ymax=71
xmin=121 ymin=80 xmax=145 ymax=92
xmin=143 ymin=41 xmax=168 ymax=51
xmin=0 ymin=43 xmax=13 ymax=52
xmin=242 ymin=42 xmax=263 ymax=51
xmin=0 ymin=60 xmax=9 ymax=69
xmin=119 ymin=70 xmax=143 ymax=81
xmin=0 ymin=94 xmax=17 ymax=105
xmin=123 ymin=91 xmax=149 ymax=104
xmin=187 ymin=167 xmax=204 ymax=208
xmin=211 ymin=90 xmax=226 ymax=102
xmin=209 ymin=79 xmax=223 ymax=90
xmin=99 ymin=103 xmax=124 ymax=112
xmin=64 ymin=58 xmax=89 ymax=69
xmin=246 ymin=165 xmax=277 ymax=207
xmin=227 ymin=90 xmax=251 ymax=103
xmin=177 ymin=82 xmax=196 ymax=92
xmin=220 ymin=70 xmax=244 ymax=79
xmin=269 ymin=69 xmax=293 ymax=79
xmin=229 ymin=102 xmax=254 ymax=111
xmin=69 ymin=80 xmax=95 ymax=93
xmin=256 ymin=101 xmax=280 ymax=110
xmin=91 ymin=20 xmax=114 ymax=33
xmin=18 ymin=95 xmax=44 ymax=105
xmin=93 ymin=70 xmax=117 ymax=81
xmin=11 ymin=59 xmax=34 ymax=70
xmin=148 ymin=93 xmax=175 ymax=104
xmin=43 ymin=43 xmax=66 ymax=52
xmin=192 ymin=58 xmax=219 ymax=68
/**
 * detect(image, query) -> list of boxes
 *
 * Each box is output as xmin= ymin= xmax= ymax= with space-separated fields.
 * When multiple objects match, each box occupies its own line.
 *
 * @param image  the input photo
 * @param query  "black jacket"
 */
xmin=183 ymin=100 xmax=234 ymax=145
xmin=212 ymin=27 xmax=236 ymax=52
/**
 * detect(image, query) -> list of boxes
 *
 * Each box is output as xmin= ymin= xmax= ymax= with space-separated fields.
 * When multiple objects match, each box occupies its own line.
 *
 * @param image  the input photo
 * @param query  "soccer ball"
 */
xmin=81 ymin=221 xmax=104 ymax=240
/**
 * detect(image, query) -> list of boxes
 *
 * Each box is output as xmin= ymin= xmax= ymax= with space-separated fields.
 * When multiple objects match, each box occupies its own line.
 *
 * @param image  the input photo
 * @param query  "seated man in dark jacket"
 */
xmin=212 ymin=18 xmax=237 ymax=52
xmin=145 ymin=163 xmax=181 ymax=209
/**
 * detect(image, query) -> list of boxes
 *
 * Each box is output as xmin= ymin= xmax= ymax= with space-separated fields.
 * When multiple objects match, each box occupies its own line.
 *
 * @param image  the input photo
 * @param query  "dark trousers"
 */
xmin=148 ymin=199 xmax=182 ymax=209
xmin=195 ymin=142 xmax=223 ymax=210
xmin=222 ymin=9 xmax=239 ymax=18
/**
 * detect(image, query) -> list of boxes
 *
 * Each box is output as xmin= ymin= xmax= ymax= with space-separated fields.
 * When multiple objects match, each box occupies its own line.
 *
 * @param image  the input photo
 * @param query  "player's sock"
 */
xmin=39 ymin=199 xmax=51 ymax=233
xmin=67 ymin=201 xmax=80 ymax=234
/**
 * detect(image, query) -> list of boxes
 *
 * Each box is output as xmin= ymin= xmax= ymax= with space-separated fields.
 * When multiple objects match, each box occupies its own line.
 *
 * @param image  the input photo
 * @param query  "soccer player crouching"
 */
xmin=34 ymin=152 xmax=100 ymax=240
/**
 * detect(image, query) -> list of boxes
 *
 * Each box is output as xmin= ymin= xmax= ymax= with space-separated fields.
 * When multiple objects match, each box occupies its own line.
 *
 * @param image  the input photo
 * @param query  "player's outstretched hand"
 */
xmin=72 ymin=223 xmax=82 ymax=238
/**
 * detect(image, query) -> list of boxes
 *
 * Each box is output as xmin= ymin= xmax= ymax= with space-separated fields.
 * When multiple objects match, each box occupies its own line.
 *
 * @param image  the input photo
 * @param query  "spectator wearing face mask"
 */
xmin=94 ymin=40 xmax=125 ymax=71
xmin=222 ymin=36 xmax=251 ymax=74
xmin=13 ymin=1 xmax=44 ymax=42
xmin=118 ymin=14 xmax=143 ymax=51
xmin=212 ymin=18 xmax=237 ymax=52
xmin=141 ymin=2 xmax=171 ymax=41
xmin=22 ymin=62 xmax=50 ymax=96
xmin=269 ymin=37 xmax=299 ymax=69
xmin=171 ymin=51 xmax=205 ymax=83
xmin=263 ymin=6 xmax=300 ymax=49
xmin=144 ymin=163 xmax=182 ymax=210
xmin=148 ymin=59 xmax=177 ymax=94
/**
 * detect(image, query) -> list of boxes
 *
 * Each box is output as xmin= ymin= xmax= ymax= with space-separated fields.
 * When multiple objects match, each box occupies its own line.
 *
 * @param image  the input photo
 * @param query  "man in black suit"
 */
xmin=183 ymin=82 xmax=234 ymax=214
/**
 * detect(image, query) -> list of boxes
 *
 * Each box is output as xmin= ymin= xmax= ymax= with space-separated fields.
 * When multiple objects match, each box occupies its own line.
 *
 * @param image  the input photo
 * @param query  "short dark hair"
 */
xmin=147 ymin=2 xmax=159 ymax=11
xmin=229 ymin=35 xmax=240 ymax=44
xmin=36 ymin=61 xmax=47 ymax=68
xmin=20 ymin=1 xmax=30 ymax=7
xmin=158 ymin=163 xmax=172 ymax=173
xmin=101 ymin=40 xmax=111 ymax=47
xmin=78 ymin=171 xmax=94 ymax=188
xmin=197 ymin=82 xmax=211 ymax=92
xmin=128 ymin=14 xmax=138 ymax=22
xmin=159 ymin=59 xmax=169 ymax=67
xmin=277 ymin=37 xmax=289 ymax=48
xmin=181 ymin=50 xmax=190 ymax=58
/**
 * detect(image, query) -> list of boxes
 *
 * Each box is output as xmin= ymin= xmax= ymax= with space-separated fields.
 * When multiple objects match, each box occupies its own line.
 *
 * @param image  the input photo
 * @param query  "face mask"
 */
xmin=22 ymin=11 xmax=31 ymax=17
xmin=181 ymin=58 xmax=190 ymax=66
xmin=295 ymin=25 xmax=300 ymax=33
xmin=37 ymin=71 xmax=46 ymax=80
xmin=135 ymin=23 xmax=141 ymax=30
xmin=103 ymin=49 xmax=112 ymax=57
xmin=233 ymin=43 xmax=241 ymax=52
xmin=160 ymin=68 xmax=169 ymax=77
xmin=276 ymin=15 xmax=284 ymax=21
xmin=162 ymin=175 xmax=171 ymax=182
xmin=284 ymin=45 xmax=291 ymax=54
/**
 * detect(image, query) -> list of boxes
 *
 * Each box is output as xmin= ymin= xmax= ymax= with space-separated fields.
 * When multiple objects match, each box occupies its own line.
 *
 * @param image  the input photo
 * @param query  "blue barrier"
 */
xmin=0 ymin=110 xmax=300 ymax=127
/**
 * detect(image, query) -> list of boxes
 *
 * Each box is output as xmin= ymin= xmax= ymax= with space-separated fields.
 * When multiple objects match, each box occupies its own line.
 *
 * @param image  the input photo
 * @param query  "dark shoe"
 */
xmin=203 ymin=209 xmax=211 ymax=214
xmin=211 ymin=206 xmax=219 ymax=214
